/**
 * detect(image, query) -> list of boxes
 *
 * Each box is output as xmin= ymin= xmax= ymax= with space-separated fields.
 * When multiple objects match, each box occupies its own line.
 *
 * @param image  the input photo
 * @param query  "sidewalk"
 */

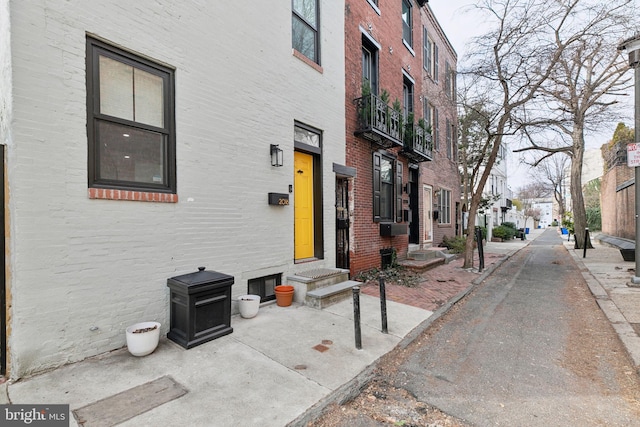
xmin=5 ymin=226 xmax=639 ymax=427
xmin=564 ymin=234 xmax=640 ymax=372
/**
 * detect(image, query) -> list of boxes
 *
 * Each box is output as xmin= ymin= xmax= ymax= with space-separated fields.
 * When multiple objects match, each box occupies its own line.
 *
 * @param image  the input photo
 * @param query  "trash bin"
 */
xmin=167 ymin=266 xmax=234 ymax=349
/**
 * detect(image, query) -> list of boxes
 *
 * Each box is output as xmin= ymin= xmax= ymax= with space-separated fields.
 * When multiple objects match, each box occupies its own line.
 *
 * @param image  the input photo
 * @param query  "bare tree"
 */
xmin=458 ymin=0 xmax=583 ymax=268
xmin=458 ymin=100 xmax=493 ymax=210
xmin=539 ymin=154 xmax=570 ymax=221
xmin=512 ymin=0 xmax=634 ymax=249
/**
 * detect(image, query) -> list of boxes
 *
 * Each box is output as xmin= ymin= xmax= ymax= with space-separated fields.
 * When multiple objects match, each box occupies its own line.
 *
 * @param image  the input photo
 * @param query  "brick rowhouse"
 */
xmin=345 ymin=0 xmax=460 ymax=276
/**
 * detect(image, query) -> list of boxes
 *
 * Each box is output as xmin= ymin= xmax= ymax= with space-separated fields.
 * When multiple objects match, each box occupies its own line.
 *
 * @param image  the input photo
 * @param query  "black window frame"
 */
xmin=362 ymin=39 xmax=379 ymax=96
xmin=248 ymin=273 xmax=282 ymax=303
xmin=292 ymin=0 xmax=320 ymax=64
xmin=86 ymin=36 xmax=176 ymax=194
xmin=403 ymin=76 xmax=414 ymax=121
xmin=373 ymin=152 xmax=403 ymax=223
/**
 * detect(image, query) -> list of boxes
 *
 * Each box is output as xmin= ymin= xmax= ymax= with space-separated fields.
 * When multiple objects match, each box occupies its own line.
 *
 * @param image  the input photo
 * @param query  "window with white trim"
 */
xmin=424 ymin=29 xmax=438 ymax=82
xmin=439 ymin=189 xmax=451 ymax=225
xmin=402 ymin=0 xmax=412 ymax=48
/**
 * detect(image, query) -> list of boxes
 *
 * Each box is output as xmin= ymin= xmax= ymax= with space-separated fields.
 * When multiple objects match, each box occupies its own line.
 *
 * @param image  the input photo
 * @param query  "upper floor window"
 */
xmin=423 ymin=27 xmax=431 ymax=71
xmin=424 ymin=28 xmax=438 ymax=82
xmin=427 ymin=104 xmax=439 ymax=151
xmin=362 ymin=40 xmax=379 ymax=95
xmin=445 ymin=61 xmax=456 ymax=99
xmin=292 ymin=0 xmax=320 ymax=64
xmin=446 ymin=118 xmax=452 ymax=159
xmin=403 ymin=76 xmax=414 ymax=121
xmin=423 ymin=98 xmax=438 ymax=149
xmin=402 ymin=0 xmax=412 ymax=48
xmin=86 ymin=37 xmax=176 ymax=193
xmin=373 ymin=152 xmax=403 ymax=223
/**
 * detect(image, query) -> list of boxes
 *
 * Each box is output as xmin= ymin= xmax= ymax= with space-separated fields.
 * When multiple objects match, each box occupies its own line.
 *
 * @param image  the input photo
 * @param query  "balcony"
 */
xmin=354 ymin=94 xmax=403 ymax=149
xmin=400 ymin=123 xmax=433 ymax=163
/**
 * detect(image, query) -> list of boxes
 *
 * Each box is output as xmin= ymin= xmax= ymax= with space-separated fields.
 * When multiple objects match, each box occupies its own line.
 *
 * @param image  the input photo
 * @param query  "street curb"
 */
xmin=566 ymin=246 xmax=640 ymax=375
xmin=287 ymin=245 xmax=522 ymax=427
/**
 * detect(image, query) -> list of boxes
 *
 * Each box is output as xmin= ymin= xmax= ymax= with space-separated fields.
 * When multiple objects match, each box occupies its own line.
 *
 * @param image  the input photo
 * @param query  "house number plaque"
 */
xmin=268 ymin=193 xmax=289 ymax=206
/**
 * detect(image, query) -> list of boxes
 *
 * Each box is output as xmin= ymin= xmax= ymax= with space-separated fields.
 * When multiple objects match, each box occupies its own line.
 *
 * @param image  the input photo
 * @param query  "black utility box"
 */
xmin=380 ymin=223 xmax=407 ymax=237
xmin=167 ymin=267 xmax=234 ymax=349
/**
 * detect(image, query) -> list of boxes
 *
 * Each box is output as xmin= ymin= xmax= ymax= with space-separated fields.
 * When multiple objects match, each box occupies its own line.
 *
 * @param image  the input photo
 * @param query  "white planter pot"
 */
xmin=126 ymin=321 xmax=161 ymax=356
xmin=237 ymin=295 xmax=261 ymax=318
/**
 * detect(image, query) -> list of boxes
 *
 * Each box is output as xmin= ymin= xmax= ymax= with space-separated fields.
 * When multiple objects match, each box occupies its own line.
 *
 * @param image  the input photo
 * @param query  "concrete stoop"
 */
xmin=401 ymin=247 xmax=455 ymax=272
xmin=287 ymin=268 xmax=362 ymax=309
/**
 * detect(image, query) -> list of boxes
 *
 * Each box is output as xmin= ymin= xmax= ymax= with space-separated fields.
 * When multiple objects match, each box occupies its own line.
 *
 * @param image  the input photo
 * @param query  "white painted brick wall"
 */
xmin=6 ymin=0 xmax=345 ymax=378
xmin=0 ymin=0 xmax=12 ymax=148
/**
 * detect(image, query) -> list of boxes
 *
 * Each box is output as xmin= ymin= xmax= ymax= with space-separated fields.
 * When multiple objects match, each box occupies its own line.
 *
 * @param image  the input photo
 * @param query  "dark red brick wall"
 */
xmin=601 ymin=165 xmax=635 ymax=240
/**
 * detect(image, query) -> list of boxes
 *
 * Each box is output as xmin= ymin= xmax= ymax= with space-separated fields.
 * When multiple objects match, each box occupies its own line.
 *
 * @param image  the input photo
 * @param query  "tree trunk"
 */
xmin=570 ymin=125 xmax=593 ymax=249
xmin=463 ymin=129 xmax=507 ymax=268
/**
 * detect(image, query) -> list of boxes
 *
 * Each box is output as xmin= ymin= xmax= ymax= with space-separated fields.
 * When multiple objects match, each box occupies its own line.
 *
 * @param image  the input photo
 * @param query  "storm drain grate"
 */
xmin=72 ymin=375 xmax=187 ymax=427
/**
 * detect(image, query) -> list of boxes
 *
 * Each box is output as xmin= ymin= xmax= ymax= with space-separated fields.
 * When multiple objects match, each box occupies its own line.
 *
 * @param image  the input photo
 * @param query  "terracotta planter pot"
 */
xmin=274 ymin=285 xmax=294 ymax=307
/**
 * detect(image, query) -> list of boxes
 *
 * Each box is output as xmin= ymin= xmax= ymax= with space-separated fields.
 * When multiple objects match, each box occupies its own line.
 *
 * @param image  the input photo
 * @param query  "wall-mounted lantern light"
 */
xmin=270 ymin=144 xmax=283 ymax=167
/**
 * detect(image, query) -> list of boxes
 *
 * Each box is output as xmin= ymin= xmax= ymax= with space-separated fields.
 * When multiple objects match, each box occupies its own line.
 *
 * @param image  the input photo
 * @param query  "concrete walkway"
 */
xmin=2 ymin=227 xmax=638 ymax=427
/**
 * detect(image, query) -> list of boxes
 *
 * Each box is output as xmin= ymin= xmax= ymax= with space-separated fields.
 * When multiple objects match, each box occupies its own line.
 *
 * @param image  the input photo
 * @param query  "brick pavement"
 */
xmin=360 ymin=252 xmax=506 ymax=311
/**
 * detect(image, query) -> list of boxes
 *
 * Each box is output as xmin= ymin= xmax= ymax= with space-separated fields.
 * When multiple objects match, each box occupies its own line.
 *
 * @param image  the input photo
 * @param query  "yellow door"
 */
xmin=294 ymin=151 xmax=314 ymax=259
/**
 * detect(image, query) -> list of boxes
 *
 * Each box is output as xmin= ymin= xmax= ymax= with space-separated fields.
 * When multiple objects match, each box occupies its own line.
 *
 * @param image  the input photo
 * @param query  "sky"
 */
xmin=428 ymin=1 xmax=534 ymax=190
xmin=427 ymin=1 xmax=635 ymax=191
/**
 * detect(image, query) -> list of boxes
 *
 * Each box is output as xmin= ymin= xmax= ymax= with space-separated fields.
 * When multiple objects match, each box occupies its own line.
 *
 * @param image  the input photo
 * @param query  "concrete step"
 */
xmin=287 ymin=268 xmax=351 ymax=304
xmin=407 ymin=250 xmax=436 ymax=261
xmin=305 ymin=280 xmax=362 ymax=309
xmin=397 ymin=257 xmax=445 ymax=273
xmin=407 ymin=246 xmax=450 ymax=261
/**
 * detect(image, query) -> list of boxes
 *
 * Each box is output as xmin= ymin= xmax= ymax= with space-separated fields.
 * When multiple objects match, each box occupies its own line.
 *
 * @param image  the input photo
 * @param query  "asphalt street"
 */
xmin=394 ymin=228 xmax=640 ymax=426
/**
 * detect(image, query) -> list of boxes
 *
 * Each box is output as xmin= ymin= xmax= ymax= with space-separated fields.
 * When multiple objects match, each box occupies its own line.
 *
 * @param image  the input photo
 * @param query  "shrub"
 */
xmin=562 ymin=212 xmax=574 ymax=234
xmin=442 ymin=235 xmax=466 ymax=254
xmin=586 ymin=206 xmax=601 ymax=231
xmin=501 ymin=222 xmax=517 ymax=231
xmin=492 ymin=225 xmax=515 ymax=240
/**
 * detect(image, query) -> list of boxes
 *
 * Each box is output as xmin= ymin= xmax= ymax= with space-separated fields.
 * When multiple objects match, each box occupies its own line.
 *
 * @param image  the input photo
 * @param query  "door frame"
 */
xmin=423 ymin=185 xmax=433 ymax=244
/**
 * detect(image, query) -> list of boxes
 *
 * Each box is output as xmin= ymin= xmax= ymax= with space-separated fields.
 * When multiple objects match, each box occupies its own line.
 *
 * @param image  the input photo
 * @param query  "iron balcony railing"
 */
xmin=401 ymin=123 xmax=433 ymax=162
xmin=354 ymin=94 xmax=402 ymax=148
